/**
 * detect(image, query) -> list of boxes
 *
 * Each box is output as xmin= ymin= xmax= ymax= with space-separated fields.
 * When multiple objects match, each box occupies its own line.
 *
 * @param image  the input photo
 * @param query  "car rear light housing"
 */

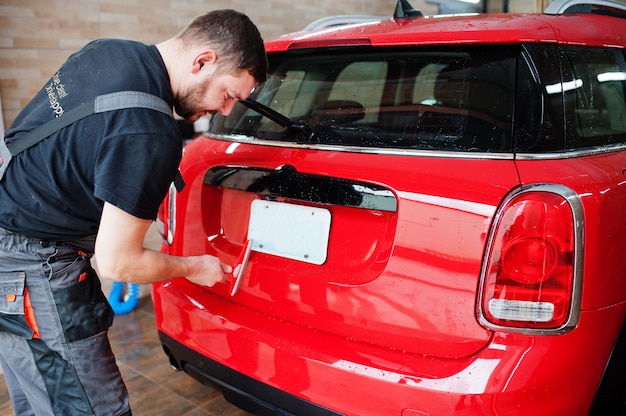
xmin=478 ymin=184 xmax=583 ymax=335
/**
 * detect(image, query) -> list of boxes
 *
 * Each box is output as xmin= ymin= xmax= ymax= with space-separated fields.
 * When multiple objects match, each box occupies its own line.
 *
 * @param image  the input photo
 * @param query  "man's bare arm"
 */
xmin=95 ymin=202 xmax=231 ymax=286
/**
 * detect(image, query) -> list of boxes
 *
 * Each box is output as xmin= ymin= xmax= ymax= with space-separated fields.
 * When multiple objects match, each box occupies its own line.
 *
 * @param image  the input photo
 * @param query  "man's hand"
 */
xmin=95 ymin=202 xmax=231 ymax=285
xmin=183 ymin=254 xmax=232 ymax=287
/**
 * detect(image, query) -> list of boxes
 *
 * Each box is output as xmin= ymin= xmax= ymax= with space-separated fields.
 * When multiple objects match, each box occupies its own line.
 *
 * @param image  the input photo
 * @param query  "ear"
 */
xmin=192 ymin=50 xmax=217 ymax=74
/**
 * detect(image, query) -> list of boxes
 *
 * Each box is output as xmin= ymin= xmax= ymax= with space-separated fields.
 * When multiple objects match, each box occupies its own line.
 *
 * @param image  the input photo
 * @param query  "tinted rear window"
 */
xmin=210 ymin=46 xmax=516 ymax=152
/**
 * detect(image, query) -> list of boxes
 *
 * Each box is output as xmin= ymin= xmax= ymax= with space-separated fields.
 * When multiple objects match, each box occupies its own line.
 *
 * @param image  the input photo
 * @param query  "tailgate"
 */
xmin=173 ymin=136 xmax=521 ymax=358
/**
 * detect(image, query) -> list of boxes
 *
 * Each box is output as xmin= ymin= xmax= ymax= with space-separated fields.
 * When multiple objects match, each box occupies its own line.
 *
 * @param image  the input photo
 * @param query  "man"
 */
xmin=0 ymin=9 xmax=267 ymax=416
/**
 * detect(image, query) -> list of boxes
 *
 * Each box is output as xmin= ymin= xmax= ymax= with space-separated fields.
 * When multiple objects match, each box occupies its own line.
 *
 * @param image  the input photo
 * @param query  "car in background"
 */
xmin=302 ymin=14 xmax=389 ymax=31
xmin=152 ymin=0 xmax=626 ymax=414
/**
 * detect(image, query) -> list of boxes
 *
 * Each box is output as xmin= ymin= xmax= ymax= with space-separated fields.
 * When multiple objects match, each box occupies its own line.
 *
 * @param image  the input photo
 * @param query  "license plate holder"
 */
xmin=248 ymin=200 xmax=331 ymax=265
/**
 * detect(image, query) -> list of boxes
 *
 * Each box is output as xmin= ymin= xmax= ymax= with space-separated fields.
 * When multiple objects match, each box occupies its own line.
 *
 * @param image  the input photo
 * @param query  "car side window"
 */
xmin=514 ymin=44 xmax=565 ymax=153
xmin=562 ymin=46 xmax=626 ymax=149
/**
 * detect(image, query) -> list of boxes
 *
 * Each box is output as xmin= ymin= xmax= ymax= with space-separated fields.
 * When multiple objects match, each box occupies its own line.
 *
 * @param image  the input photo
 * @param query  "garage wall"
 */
xmin=0 ymin=0 xmax=415 ymax=128
xmin=0 ymin=0 xmax=623 ymax=128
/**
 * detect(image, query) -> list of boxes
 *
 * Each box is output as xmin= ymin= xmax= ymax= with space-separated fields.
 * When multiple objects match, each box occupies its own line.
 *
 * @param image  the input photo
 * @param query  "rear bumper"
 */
xmin=153 ymin=281 xmax=624 ymax=416
xmin=159 ymin=331 xmax=344 ymax=416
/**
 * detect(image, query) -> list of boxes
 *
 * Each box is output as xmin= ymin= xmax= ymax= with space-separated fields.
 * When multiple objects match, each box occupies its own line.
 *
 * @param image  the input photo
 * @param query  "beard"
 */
xmin=174 ymin=76 xmax=212 ymax=120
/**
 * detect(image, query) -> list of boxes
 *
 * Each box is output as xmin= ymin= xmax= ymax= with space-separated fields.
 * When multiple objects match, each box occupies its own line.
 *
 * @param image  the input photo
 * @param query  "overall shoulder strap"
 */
xmin=6 ymin=91 xmax=173 ymax=156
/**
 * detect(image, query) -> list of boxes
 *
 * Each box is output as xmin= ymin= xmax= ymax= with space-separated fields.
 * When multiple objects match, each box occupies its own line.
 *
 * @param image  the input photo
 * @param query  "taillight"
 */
xmin=478 ymin=184 xmax=583 ymax=334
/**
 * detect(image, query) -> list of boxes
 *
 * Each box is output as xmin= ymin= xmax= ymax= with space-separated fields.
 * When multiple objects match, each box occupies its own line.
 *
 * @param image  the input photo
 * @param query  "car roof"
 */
xmin=266 ymin=11 xmax=626 ymax=52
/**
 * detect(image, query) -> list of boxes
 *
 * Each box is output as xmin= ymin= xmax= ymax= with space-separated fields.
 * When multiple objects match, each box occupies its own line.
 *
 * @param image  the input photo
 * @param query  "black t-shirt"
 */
xmin=0 ymin=39 xmax=182 ymax=241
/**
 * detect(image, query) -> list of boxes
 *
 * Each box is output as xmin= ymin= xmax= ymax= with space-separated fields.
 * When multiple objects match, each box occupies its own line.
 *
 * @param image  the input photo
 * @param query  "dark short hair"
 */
xmin=179 ymin=9 xmax=268 ymax=84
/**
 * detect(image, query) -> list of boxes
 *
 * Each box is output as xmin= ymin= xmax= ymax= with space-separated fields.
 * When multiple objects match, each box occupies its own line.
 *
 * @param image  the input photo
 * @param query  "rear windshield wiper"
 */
xmin=239 ymin=98 xmax=315 ymax=142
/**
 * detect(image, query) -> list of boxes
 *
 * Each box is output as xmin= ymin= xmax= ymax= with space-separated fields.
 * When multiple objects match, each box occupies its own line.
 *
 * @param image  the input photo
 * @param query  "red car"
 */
xmin=152 ymin=0 xmax=626 ymax=414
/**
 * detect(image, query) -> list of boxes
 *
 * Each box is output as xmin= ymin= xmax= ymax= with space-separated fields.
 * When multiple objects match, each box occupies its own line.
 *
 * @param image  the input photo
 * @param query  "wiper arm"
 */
xmin=239 ymin=98 xmax=314 ymax=141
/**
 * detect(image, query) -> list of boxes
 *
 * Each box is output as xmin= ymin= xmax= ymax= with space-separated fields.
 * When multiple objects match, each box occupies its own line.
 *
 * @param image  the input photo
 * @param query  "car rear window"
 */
xmin=210 ymin=46 xmax=517 ymax=152
xmin=211 ymin=44 xmax=626 ymax=154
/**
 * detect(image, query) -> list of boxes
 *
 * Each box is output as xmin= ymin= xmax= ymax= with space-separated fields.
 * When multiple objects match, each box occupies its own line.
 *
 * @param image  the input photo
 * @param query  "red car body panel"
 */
xmin=153 ymin=4 xmax=626 ymax=415
xmin=153 ymin=137 xmax=626 ymax=414
xmin=268 ymin=13 xmax=623 ymax=52
xmin=160 ymin=138 xmax=522 ymax=358
xmin=515 ymin=153 xmax=626 ymax=310
xmin=154 ymin=284 xmax=624 ymax=414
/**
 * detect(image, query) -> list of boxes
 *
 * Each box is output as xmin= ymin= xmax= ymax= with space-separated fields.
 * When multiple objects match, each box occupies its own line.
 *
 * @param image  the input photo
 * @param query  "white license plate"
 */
xmin=247 ymin=200 xmax=331 ymax=265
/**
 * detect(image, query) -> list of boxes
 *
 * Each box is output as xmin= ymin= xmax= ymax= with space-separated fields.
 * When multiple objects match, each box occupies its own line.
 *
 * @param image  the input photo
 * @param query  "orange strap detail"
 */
xmin=23 ymin=288 xmax=40 ymax=339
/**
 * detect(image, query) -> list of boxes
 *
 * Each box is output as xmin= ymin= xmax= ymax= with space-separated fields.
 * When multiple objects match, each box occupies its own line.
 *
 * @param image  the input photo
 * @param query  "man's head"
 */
xmin=179 ymin=10 xmax=267 ymax=84
xmin=162 ymin=9 xmax=268 ymax=121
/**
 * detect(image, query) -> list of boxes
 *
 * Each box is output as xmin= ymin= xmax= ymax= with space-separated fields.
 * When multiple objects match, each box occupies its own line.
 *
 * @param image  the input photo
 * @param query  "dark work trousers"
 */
xmin=0 ymin=227 xmax=131 ymax=416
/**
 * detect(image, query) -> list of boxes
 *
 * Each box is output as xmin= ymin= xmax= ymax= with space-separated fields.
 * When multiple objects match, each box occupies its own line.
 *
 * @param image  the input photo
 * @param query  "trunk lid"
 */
xmin=174 ymin=137 xmax=520 ymax=358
